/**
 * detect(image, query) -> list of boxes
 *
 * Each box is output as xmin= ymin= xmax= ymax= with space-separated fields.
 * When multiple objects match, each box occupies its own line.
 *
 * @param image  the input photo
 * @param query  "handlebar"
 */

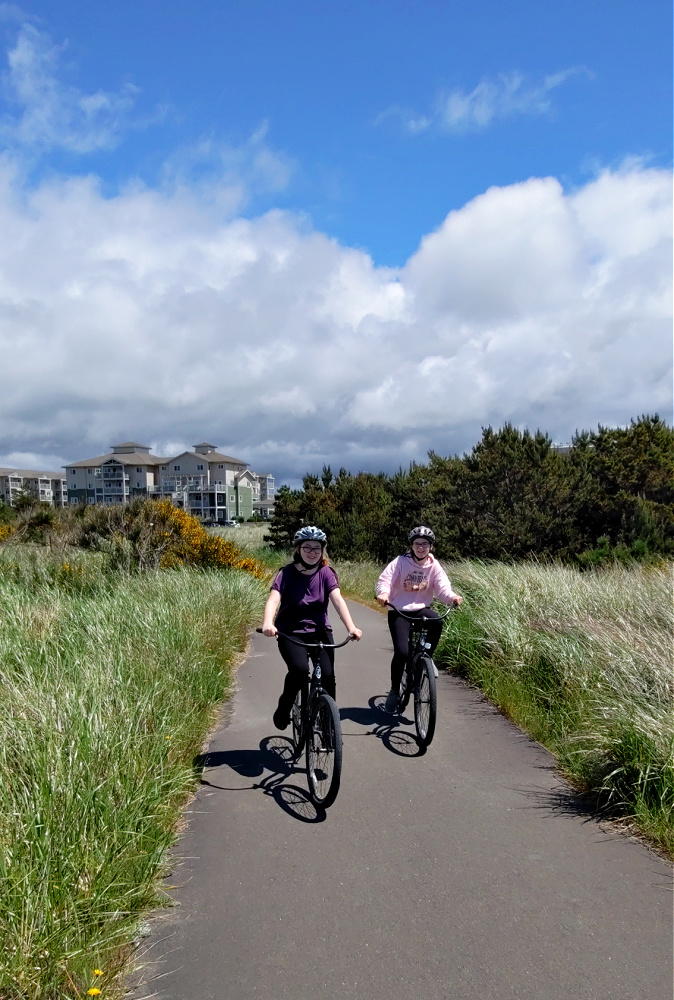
xmin=255 ymin=628 xmax=354 ymax=650
xmin=385 ymin=602 xmax=455 ymax=622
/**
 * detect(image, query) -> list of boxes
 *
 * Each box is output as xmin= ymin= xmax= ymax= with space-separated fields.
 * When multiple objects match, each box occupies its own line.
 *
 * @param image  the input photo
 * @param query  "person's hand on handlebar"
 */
xmin=348 ymin=627 xmax=363 ymax=641
xmin=261 ymin=623 xmax=278 ymax=637
xmin=448 ymin=595 xmax=462 ymax=607
xmin=376 ymin=594 xmax=389 ymax=607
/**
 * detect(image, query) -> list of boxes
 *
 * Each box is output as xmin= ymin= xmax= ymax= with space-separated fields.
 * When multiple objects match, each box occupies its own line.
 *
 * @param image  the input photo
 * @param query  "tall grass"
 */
xmin=334 ymin=557 xmax=674 ymax=855
xmin=0 ymin=555 xmax=266 ymax=998
xmin=210 ymin=523 xmax=284 ymax=572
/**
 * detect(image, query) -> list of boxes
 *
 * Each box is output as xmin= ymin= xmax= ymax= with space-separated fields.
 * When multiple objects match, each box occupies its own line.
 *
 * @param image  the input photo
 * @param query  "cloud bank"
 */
xmin=0 ymin=159 xmax=670 ymax=481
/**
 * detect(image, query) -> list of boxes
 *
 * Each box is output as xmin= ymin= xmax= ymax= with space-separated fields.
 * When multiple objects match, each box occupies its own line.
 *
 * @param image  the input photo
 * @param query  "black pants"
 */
xmin=276 ymin=628 xmax=335 ymax=719
xmin=387 ymin=608 xmax=442 ymax=691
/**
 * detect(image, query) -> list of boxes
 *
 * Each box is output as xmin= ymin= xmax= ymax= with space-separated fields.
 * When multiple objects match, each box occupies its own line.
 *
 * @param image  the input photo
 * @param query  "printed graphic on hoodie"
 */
xmin=403 ymin=569 xmax=429 ymax=592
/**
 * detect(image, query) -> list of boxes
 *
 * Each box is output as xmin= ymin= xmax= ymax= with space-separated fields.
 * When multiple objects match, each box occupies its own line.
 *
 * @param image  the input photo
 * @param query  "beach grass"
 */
xmin=0 ymin=552 xmax=266 ymax=998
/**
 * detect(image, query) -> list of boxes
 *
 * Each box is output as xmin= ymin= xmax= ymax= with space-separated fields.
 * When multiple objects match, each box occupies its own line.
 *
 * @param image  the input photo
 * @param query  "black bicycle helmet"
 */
xmin=293 ymin=525 xmax=327 ymax=544
xmin=408 ymin=526 xmax=435 ymax=544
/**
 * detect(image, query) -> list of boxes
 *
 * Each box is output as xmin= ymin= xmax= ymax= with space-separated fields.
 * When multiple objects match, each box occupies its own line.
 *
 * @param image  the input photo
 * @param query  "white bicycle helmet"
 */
xmin=408 ymin=526 xmax=435 ymax=544
xmin=293 ymin=525 xmax=327 ymax=544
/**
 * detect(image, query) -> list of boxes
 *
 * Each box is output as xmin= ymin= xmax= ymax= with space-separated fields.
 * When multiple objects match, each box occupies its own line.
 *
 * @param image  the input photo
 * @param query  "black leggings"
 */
xmin=387 ymin=608 xmax=442 ymax=691
xmin=276 ymin=629 xmax=335 ymax=717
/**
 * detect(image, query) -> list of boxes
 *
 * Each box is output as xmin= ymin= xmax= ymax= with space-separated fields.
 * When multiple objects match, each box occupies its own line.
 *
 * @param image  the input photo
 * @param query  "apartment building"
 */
xmin=1 ymin=467 xmax=67 ymax=508
xmin=64 ymin=441 xmax=275 ymax=522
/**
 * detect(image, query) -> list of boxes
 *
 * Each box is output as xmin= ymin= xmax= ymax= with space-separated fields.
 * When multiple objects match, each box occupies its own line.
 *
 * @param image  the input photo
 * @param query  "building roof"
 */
xmin=174 ymin=449 xmax=248 ymax=466
xmin=0 ymin=467 xmax=66 ymax=479
xmin=65 ymin=443 xmax=248 ymax=470
xmin=207 ymin=451 xmax=248 ymax=465
xmin=66 ymin=452 xmax=166 ymax=468
xmin=111 ymin=441 xmax=152 ymax=452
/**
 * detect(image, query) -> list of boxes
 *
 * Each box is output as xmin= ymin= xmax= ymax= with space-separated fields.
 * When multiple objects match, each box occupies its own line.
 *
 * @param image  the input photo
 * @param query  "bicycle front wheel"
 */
xmin=290 ymin=689 xmax=304 ymax=760
xmin=413 ymin=655 xmax=437 ymax=747
xmin=306 ymin=693 xmax=343 ymax=809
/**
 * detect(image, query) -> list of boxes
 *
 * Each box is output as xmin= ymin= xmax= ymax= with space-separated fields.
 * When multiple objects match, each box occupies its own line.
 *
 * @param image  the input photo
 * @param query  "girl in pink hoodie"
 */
xmin=376 ymin=526 xmax=462 ymax=713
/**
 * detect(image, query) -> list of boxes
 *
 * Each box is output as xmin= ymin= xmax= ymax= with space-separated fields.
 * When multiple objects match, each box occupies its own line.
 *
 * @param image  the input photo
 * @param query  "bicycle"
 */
xmin=256 ymin=628 xmax=352 ymax=809
xmin=386 ymin=604 xmax=454 ymax=747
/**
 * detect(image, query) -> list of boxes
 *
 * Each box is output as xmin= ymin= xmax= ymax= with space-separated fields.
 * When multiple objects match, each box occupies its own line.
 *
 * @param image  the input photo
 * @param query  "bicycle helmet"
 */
xmin=293 ymin=525 xmax=327 ymax=544
xmin=408 ymin=526 xmax=435 ymax=544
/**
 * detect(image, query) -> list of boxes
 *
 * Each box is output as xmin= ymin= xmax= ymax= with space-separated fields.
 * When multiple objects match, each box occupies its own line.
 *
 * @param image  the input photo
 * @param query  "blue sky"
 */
xmin=3 ymin=0 xmax=671 ymax=264
xmin=0 ymin=0 xmax=671 ymax=480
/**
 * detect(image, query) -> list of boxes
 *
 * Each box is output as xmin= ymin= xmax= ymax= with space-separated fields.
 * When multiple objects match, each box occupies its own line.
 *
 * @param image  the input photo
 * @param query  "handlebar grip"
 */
xmin=256 ymin=627 xmax=263 ymax=633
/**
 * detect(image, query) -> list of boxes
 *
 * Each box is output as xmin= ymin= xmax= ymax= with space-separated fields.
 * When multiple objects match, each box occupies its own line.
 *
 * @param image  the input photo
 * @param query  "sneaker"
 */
xmin=273 ymin=707 xmax=290 ymax=731
xmin=384 ymin=689 xmax=398 ymax=714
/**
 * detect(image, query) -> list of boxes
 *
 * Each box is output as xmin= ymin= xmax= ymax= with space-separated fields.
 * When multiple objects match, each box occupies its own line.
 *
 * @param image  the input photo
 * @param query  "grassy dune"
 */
xmin=0 ymin=553 xmax=266 ymax=998
xmin=334 ymin=557 xmax=674 ymax=856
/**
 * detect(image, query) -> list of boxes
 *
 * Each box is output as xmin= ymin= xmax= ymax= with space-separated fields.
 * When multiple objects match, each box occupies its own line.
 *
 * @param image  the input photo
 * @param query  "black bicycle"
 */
xmin=386 ymin=604 xmax=454 ymax=747
xmin=257 ymin=629 xmax=352 ymax=808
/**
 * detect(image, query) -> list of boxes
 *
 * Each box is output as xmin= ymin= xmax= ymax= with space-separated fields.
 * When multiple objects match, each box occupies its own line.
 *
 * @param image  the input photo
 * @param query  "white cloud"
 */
xmin=0 ymin=23 xmax=143 ymax=152
xmin=380 ymin=68 xmax=588 ymax=135
xmin=158 ymin=122 xmax=296 ymax=216
xmin=0 ymin=162 xmax=670 ymax=480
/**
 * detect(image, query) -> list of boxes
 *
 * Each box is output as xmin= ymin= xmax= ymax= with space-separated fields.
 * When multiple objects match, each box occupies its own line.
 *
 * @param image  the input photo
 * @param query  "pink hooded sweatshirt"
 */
xmin=376 ymin=553 xmax=460 ymax=612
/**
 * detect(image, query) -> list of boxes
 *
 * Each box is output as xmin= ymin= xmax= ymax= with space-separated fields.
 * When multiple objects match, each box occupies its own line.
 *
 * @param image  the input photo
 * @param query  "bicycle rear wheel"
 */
xmin=413 ymin=655 xmax=437 ymax=746
xmin=290 ymin=689 xmax=304 ymax=760
xmin=306 ymin=693 xmax=342 ymax=809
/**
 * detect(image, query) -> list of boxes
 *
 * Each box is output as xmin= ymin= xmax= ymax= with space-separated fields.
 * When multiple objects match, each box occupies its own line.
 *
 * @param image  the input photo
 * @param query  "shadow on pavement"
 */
xmin=340 ymin=696 xmax=426 ymax=757
xmin=194 ymin=738 xmax=326 ymax=824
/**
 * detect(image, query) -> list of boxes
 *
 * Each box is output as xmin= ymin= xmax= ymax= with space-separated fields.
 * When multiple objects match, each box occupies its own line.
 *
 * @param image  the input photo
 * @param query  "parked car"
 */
xmin=223 ymin=520 xmax=240 ymax=527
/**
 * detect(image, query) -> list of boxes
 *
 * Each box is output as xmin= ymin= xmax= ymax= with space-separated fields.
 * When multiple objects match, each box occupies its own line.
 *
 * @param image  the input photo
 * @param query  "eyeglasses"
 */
xmin=300 ymin=545 xmax=323 ymax=554
xmin=412 ymin=540 xmax=431 ymax=547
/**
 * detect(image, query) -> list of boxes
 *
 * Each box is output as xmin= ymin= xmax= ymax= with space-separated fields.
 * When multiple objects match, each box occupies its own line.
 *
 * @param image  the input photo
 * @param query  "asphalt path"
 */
xmin=133 ymin=601 xmax=673 ymax=1000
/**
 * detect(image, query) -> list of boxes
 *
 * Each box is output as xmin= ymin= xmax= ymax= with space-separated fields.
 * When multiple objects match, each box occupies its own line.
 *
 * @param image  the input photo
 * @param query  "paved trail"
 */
xmin=133 ymin=602 xmax=672 ymax=1000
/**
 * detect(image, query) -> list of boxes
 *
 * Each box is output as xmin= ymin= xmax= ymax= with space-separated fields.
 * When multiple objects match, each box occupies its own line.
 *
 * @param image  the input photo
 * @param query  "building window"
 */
xmin=136 ymin=468 xmax=143 ymax=473
xmin=173 ymin=465 xmax=180 ymax=471
xmin=197 ymin=464 xmax=204 ymax=471
xmin=218 ymin=464 xmax=224 ymax=469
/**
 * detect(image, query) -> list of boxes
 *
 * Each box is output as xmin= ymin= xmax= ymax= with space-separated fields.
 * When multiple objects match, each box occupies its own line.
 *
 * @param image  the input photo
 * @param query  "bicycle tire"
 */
xmin=290 ymin=689 xmax=304 ymax=759
xmin=413 ymin=655 xmax=437 ymax=746
xmin=306 ymin=693 xmax=343 ymax=809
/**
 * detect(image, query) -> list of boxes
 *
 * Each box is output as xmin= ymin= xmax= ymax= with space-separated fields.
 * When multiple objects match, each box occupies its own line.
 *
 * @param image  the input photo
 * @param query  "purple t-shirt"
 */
xmin=271 ymin=563 xmax=339 ymax=634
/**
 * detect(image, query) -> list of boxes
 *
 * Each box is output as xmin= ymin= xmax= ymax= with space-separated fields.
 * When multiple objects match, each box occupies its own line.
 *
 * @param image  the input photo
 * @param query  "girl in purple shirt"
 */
xmin=261 ymin=526 xmax=362 ymax=730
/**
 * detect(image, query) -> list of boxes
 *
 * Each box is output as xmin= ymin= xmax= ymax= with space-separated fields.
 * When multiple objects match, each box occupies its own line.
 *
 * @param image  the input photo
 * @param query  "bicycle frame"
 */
xmin=386 ymin=603 xmax=453 ymax=664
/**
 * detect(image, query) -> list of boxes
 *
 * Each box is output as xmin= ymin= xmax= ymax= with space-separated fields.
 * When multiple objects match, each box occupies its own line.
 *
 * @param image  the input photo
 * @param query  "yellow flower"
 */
xmin=93 ymin=969 xmax=103 ymax=976
xmin=87 ymin=990 xmax=102 ymax=996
